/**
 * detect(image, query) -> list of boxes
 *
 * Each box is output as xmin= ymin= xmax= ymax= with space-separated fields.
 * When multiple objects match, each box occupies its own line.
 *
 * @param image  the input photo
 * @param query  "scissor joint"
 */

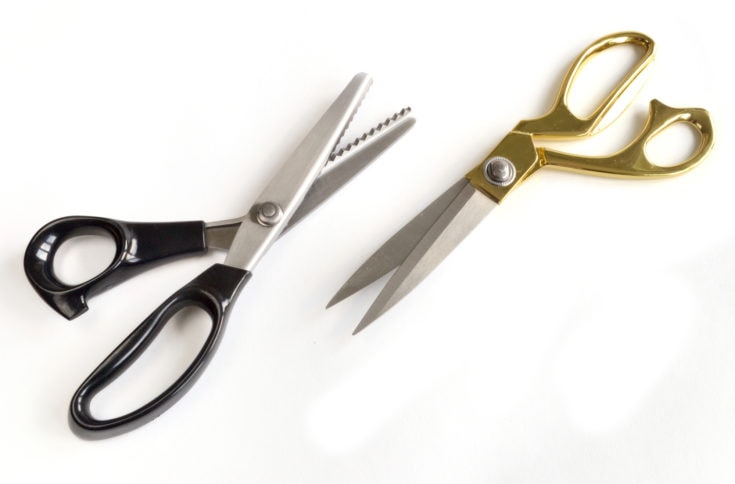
xmin=254 ymin=202 xmax=284 ymax=226
xmin=465 ymin=131 xmax=541 ymax=203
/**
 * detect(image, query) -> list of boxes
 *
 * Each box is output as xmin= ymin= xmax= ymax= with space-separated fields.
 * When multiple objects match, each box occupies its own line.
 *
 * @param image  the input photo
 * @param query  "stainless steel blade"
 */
xmin=223 ymin=73 xmax=372 ymax=271
xmin=205 ymin=107 xmax=415 ymax=250
xmin=287 ymin=109 xmax=414 ymax=229
xmin=327 ymin=179 xmax=468 ymax=307
xmin=352 ymin=180 xmax=497 ymax=334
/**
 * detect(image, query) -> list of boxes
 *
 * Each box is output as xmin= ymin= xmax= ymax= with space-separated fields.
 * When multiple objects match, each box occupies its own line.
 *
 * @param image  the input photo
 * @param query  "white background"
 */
xmin=2 ymin=1 xmax=733 ymax=483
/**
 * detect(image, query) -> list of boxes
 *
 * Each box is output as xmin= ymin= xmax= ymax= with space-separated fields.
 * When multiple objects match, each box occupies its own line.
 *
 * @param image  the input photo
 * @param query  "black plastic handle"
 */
xmin=24 ymin=216 xmax=207 ymax=320
xmin=69 ymin=263 xmax=251 ymax=439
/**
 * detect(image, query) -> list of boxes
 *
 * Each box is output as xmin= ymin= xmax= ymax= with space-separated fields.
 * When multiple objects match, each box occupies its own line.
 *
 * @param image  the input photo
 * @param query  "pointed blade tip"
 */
xmin=351 ymin=319 xmax=372 ymax=336
xmin=351 ymin=302 xmax=389 ymax=335
xmin=325 ymin=296 xmax=339 ymax=309
xmin=326 ymin=286 xmax=352 ymax=309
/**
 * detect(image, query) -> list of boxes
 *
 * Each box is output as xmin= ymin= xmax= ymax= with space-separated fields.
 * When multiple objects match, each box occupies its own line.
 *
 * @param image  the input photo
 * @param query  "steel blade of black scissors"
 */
xmin=288 ymin=111 xmax=415 ymax=229
xmin=352 ymin=179 xmax=496 ymax=334
xmin=224 ymin=73 xmax=372 ymax=271
xmin=205 ymin=107 xmax=414 ymax=250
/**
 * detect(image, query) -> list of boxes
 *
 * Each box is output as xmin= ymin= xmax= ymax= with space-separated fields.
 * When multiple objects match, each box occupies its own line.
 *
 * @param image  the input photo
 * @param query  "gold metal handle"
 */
xmin=515 ymin=32 xmax=656 ymax=137
xmin=541 ymin=99 xmax=714 ymax=177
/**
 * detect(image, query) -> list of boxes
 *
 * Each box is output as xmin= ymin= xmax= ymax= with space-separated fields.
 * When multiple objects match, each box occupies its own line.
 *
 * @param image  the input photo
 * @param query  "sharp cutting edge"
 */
xmin=327 ymin=178 xmax=467 ymax=307
xmin=352 ymin=180 xmax=496 ymax=334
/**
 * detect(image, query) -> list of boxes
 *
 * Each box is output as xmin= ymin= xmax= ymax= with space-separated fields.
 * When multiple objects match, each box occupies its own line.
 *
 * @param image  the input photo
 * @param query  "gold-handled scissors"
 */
xmin=328 ymin=32 xmax=714 ymax=334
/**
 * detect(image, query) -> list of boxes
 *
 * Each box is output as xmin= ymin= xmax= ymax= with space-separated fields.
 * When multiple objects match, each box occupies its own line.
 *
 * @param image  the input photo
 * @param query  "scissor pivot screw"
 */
xmin=483 ymin=156 xmax=516 ymax=187
xmin=255 ymin=202 xmax=283 ymax=226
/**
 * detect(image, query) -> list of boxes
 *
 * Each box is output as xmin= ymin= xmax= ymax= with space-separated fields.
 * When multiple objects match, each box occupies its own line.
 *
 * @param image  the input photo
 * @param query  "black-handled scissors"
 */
xmin=24 ymin=73 xmax=414 ymax=438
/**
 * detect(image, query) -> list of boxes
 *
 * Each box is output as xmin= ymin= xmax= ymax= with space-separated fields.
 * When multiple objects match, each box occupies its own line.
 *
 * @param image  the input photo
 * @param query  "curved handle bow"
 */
xmin=69 ymin=263 xmax=250 ymax=439
xmin=542 ymin=99 xmax=714 ymax=177
xmin=24 ymin=216 xmax=207 ymax=319
xmin=515 ymin=31 xmax=656 ymax=137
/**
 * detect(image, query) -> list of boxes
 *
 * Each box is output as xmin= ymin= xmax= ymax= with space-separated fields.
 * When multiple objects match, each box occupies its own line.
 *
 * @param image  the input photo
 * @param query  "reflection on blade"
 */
xmin=352 ymin=181 xmax=496 ymax=334
xmin=327 ymin=179 xmax=467 ymax=307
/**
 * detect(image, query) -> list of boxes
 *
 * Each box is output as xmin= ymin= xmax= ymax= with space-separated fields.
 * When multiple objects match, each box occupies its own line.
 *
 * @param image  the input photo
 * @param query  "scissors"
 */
xmin=24 ymin=73 xmax=415 ymax=437
xmin=328 ymin=32 xmax=714 ymax=334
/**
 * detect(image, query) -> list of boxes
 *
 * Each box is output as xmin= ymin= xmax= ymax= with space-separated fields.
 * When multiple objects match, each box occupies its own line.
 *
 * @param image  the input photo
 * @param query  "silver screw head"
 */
xmin=483 ymin=156 xmax=516 ymax=187
xmin=256 ymin=202 xmax=283 ymax=226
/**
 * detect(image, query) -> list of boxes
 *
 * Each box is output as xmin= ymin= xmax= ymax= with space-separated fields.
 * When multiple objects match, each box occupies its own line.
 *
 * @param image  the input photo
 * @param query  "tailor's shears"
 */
xmin=24 ymin=73 xmax=414 ymax=437
xmin=329 ymin=32 xmax=714 ymax=334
